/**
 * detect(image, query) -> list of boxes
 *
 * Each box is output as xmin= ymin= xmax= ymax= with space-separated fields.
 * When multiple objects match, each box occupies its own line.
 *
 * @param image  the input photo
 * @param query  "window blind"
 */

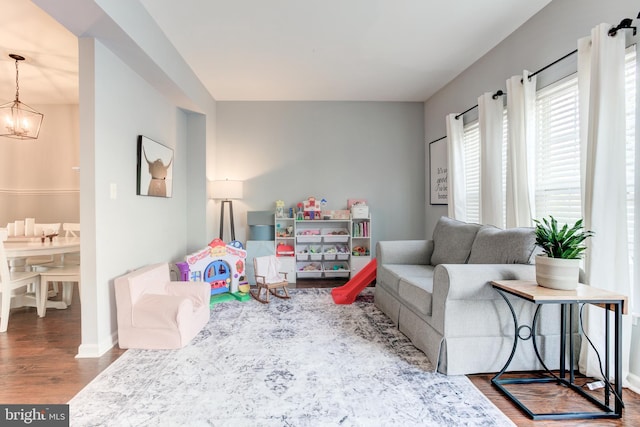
xmin=502 ymin=110 xmax=508 ymax=226
xmin=625 ymin=46 xmax=636 ymax=309
xmin=463 ymin=121 xmax=480 ymax=223
xmin=534 ymin=75 xmax=582 ymax=225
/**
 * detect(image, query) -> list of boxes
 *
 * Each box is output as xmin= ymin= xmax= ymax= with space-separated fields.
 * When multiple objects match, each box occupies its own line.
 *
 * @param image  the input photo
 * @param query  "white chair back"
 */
xmin=0 ymin=229 xmax=11 ymax=283
xmin=63 ymin=223 xmax=80 ymax=237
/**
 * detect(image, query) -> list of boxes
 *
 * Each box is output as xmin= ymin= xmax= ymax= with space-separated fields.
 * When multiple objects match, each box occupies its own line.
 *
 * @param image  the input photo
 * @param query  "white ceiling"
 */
xmin=0 ymin=0 xmax=78 ymax=105
xmin=0 ymin=0 xmax=552 ymax=104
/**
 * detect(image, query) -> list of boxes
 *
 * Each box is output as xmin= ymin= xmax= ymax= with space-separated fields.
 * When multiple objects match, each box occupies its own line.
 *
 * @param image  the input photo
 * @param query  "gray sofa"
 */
xmin=374 ymin=216 xmax=576 ymax=375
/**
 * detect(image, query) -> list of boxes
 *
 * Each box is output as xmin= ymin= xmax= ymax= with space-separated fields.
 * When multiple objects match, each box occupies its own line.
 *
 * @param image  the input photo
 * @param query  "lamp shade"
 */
xmin=210 ymin=179 xmax=243 ymax=200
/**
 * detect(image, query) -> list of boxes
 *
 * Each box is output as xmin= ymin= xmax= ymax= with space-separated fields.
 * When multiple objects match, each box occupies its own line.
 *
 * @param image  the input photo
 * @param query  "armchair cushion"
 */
xmin=430 ymin=216 xmax=481 ymax=265
xmin=132 ymin=294 xmax=192 ymax=329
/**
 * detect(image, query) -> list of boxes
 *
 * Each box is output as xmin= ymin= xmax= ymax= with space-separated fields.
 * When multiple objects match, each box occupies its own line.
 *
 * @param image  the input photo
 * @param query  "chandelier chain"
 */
xmin=14 ymin=58 xmax=20 ymax=101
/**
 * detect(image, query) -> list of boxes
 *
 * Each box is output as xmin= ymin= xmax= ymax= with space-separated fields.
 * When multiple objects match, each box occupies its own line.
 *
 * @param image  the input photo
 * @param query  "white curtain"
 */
xmin=578 ymin=23 xmax=632 ymax=386
xmin=446 ymin=113 xmax=466 ymax=220
xmin=478 ymin=92 xmax=504 ymax=227
xmin=505 ymin=72 xmax=536 ymax=228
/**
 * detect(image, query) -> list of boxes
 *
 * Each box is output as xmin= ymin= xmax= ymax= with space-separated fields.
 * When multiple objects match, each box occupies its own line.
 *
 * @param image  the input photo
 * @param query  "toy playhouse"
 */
xmin=177 ymin=238 xmax=250 ymax=305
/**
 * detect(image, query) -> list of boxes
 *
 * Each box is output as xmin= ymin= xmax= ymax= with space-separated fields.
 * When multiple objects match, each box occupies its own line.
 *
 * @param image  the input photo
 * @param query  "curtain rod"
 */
xmin=454 ymin=90 xmax=505 ymax=120
xmin=428 ymin=135 xmax=446 ymax=145
xmin=442 ymin=12 xmax=639 ymax=131
xmin=522 ymin=13 xmax=638 ymax=82
xmin=524 ymin=48 xmax=578 ymax=82
xmin=429 ymin=89 xmax=506 ymax=141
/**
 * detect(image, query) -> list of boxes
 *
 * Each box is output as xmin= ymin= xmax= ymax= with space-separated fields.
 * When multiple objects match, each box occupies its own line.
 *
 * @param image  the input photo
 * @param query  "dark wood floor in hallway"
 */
xmin=1 ymin=281 xmax=638 ymax=426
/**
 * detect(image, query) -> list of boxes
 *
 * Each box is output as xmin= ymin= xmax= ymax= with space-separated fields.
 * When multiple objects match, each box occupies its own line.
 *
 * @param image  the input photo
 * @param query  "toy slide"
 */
xmin=331 ymin=258 xmax=377 ymax=304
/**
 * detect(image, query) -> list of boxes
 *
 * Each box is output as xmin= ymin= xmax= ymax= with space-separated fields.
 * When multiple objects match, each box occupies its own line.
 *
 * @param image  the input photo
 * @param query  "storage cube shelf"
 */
xmin=276 ymin=214 xmax=372 ymax=279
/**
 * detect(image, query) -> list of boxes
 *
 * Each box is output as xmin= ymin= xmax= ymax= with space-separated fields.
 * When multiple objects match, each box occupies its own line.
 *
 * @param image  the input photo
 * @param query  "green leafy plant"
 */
xmin=533 ymin=216 xmax=594 ymax=259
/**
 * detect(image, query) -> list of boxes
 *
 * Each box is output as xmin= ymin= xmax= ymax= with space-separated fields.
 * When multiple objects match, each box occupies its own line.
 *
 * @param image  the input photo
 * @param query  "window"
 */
xmin=534 ymin=46 xmax=636 ymax=311
xmin=462 ymin=112 xmax=508 ymax=226
xmin=463 ymin=120 xmax=480 ymax=223
xmin=534 ymin=76 xmax=582 ymax=225
xmin=625 ymin=47 xmax=636 ymax=310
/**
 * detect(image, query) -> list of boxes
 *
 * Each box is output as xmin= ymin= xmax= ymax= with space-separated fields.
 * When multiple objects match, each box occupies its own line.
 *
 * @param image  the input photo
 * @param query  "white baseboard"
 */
xmin=75 ymin=331 xmax=119 ymax=358
xmin=627 ymin=372 xmax=640 ymax=395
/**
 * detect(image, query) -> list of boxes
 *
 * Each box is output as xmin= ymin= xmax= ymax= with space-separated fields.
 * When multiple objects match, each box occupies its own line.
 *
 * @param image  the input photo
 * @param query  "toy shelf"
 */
xmin=275 ymin=213 xmax=372 ymax=279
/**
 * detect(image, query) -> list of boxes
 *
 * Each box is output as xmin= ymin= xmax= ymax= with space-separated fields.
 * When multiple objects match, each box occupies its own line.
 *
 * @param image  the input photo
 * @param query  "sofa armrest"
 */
xmin=166 ymin=281 xmax=210 ymax=307
xmin=433 ymin=263 xmax=535 ymax=301
xmin=376 ymin=240 xmax=433 ymax=265
xmin=430 ymin=263 xmax=535 ymax=334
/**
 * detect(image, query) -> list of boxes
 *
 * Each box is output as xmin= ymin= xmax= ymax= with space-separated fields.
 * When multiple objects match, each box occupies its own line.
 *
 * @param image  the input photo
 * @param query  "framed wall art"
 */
xmin=429 ymin=137 xmax=448 ymax=205
xmin=137 ymin=135 xmax=174 ymax=198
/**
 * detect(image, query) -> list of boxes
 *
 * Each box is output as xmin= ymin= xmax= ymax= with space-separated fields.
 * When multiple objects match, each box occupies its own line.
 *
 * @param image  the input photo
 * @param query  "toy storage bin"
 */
xmin=297 ymin=262 xmax=323 ymax=278
xmin=297 ymin=244 xmax=321 ymax=260
xmin=323 ymin=261 xmax=350 ymax=278
xmin=322 ymin=228 xmax=349 ymax=243
xmin=323 ymin=245 xmax=337 ymax=260
xmin=308 ymin=244 xmax=323 ymax=260
xmin=296 ymin=247 xmax=309 ymax=261
xmin=297 ymin=229 xmax=321 ymax=243
xmin=351 ymin=205 xmax=369 ymax=219
xmin=335 ymin=244 xmax=350 ymax=260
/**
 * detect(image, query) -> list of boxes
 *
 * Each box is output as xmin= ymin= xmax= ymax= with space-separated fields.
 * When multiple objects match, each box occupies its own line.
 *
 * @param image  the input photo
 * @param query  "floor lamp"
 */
xmin=210 ymin=179 xmax=243 ymax=241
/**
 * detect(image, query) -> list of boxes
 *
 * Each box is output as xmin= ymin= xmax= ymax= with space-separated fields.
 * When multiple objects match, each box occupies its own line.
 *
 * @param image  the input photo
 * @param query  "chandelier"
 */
xmin=0 ymin=54 xmax=44 ymax=140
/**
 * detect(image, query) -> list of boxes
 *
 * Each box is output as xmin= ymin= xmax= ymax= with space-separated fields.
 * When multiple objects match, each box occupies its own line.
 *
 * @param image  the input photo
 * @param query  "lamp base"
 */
xmin=219 ymin=200 xmax=236 ymax=241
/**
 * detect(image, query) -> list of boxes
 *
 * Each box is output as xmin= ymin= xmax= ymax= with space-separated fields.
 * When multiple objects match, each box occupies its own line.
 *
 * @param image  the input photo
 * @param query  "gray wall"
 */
xmin=37 ymin=0 xmax=217 ymax=356
xmin=423 ymin=0 xmax=639 ymax=389
xmin=424 ymin=0 xmax=638 ymax=237
xmin=79 ymin=38 xmax=191 ymax=353
xmin=216 ymin=101 xmax=425 ymax=253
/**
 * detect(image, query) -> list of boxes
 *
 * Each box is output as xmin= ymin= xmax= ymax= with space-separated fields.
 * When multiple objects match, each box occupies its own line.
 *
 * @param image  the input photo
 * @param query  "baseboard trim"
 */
xmin=627 ymin=372 xmax=640 ymax=395
xmin=75 ymin=331 xmax=118 ymax=358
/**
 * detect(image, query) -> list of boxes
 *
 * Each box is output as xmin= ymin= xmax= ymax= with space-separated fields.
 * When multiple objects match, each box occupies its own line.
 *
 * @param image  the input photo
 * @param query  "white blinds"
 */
xmin=625 ymin=46 xmax=636 ymax=310
xmin=463 ymin=121 xmax=480 ymax=223
xmin=534 ymin=76 xmax=582 ymax=225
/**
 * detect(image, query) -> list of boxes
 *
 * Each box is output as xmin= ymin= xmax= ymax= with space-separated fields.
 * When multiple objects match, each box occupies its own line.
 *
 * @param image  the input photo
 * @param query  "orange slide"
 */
xmin=331 ymin=258 xmax=377 ymax=304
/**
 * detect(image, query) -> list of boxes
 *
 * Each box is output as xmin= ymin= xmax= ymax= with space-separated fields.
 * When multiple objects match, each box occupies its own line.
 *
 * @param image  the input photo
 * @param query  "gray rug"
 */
xmin=69 ymin=289 xmax=514 ymax=426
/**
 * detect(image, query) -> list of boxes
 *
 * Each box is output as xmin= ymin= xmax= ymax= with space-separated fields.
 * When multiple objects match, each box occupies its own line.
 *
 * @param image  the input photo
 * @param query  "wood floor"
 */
xmin=1 ymin=282 xmax=638 ymax=426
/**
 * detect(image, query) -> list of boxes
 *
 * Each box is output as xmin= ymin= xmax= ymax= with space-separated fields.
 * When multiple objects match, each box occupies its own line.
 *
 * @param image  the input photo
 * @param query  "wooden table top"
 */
xmin=491 ymin=280 xmax=628 ymax=315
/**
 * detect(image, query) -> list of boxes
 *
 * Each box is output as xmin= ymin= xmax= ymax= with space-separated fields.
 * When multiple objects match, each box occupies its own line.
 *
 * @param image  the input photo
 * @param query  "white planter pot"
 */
xmin=535 ymin=256 xmax=580 ymax=290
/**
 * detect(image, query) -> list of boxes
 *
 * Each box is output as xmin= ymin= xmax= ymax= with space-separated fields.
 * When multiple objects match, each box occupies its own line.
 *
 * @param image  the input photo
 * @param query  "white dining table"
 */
xmin=4 ymin=236 xmax=80 ymax=310
xmin=4 ymin=236 xmax=80 ymax=258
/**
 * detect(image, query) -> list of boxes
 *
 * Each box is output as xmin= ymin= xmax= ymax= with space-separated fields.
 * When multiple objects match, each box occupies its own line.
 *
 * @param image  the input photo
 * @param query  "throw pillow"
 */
xmin=430 ymin=216 xmax=482 ymax=265
xmin=467 ymin=225 xmax=537 ymax=264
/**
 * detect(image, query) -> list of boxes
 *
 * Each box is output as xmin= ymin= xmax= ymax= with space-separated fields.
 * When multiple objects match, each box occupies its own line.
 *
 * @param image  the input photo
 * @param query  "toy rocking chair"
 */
xmin=251 ymin=255 xmax=290 ymax=304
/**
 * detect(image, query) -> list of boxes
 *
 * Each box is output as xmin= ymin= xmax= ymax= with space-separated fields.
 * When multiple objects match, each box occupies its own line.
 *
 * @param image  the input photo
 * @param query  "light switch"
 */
xmin=110 ymin=183 xmax=117 ymax=199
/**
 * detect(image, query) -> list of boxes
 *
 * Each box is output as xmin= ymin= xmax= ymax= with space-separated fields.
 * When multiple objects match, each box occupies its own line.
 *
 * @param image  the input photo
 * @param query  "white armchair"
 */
xmin=114 ymin=263 xmax=210 ymax=349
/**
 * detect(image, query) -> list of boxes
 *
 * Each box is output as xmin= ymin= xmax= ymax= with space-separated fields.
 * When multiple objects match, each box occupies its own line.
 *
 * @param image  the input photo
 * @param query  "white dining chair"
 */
xmin=39 ymin=266 xmax=80 ymax=313
xmin=60 ymin=223 xmax=80 ymax=266
xmin=62 ymin=223 xmax=80 ymax=238
xmin=36 ymin=223 xmax=81 ymax=310
xmin=0 ymin=229 xmax=46 ymax=332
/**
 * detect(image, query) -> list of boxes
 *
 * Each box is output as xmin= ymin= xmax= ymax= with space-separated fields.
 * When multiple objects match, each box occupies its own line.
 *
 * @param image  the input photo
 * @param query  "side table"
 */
xmin=491 ymin=279 xmax=628 ymax=420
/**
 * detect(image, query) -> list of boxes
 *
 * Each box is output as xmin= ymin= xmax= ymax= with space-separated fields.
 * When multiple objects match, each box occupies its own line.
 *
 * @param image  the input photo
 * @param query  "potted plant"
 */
xmin=533 ymin=216 xmax=594 ymax=290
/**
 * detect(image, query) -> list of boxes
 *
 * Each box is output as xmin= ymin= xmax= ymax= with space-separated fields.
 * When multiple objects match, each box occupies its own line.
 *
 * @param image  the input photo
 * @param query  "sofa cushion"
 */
xmin=398 ymin=276 xmax=434 ymax=317
xmin=468 ymin=225 xmax=537 ymax=264
xmin=378 ymin=264 xmax=435 ymax=294
xmin=430 ymin=216 xmax=482 ymax=265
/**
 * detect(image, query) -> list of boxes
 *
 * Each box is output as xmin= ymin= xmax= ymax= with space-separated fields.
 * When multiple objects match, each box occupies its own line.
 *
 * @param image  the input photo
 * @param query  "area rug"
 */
xmin=69 ymin=289 xmax=514 ymax=426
